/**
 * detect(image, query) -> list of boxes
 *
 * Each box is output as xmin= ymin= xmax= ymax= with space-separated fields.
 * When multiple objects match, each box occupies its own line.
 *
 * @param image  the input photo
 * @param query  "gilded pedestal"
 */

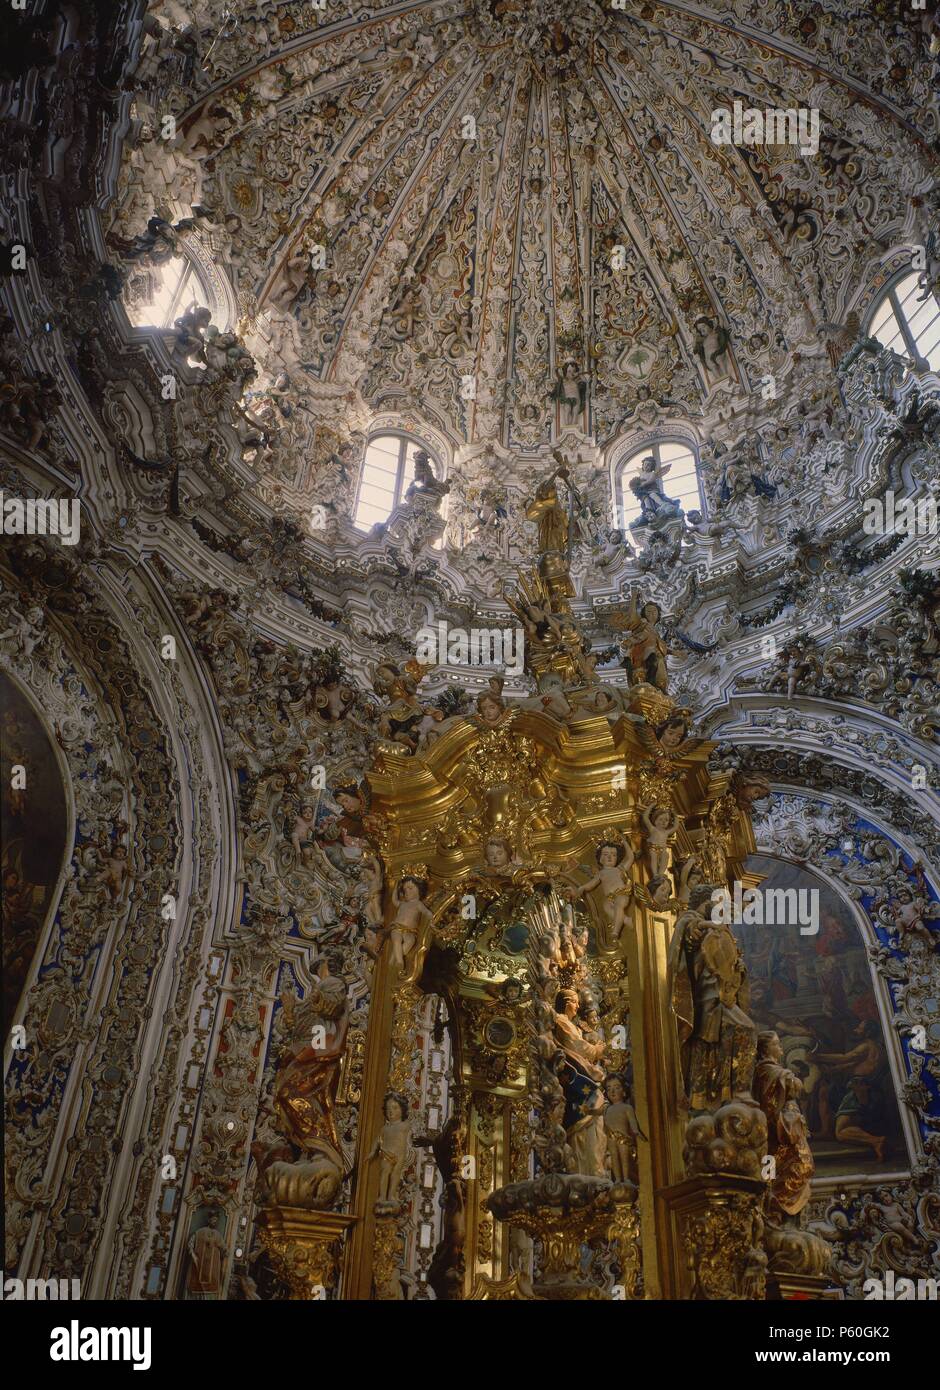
xmin=257 ymin=1208 xmax=356 ymax=1300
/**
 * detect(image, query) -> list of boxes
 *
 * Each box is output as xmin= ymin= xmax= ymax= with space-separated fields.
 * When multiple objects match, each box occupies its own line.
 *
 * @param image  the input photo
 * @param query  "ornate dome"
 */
xmin=117 ymin=0 xmax=937 ymax=447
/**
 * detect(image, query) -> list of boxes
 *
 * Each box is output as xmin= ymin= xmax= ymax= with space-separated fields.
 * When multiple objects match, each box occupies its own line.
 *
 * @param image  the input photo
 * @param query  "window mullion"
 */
xmin=397 ymin=436 xmax=407 ymax=509
xmin=890 ymin=288 xmax=918 ymax=360
xmin=168 ymin=265 xmax=194 ymax=329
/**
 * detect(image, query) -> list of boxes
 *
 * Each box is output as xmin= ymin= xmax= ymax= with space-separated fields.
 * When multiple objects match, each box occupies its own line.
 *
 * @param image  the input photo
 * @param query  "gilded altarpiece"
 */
xmin=320 ymin=686 xmax=791 ymax=1299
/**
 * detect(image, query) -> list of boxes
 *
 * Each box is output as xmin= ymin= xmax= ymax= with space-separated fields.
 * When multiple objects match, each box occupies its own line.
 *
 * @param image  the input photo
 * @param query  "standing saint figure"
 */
xmin=669 ymin=898 xmax=757 ymax=1111
xmin=525 ymin=467 xmax=569 ymax=556
xmin=186 ymin=1210 xmax=228 ymax=1300
xmin=553 ymin=988 xmax=608 ymax=1176
xmin=549 ymin=360 xmax=587 ymax=428
xmin=619 ymin=594 xmax=669 ymax=692
xmin=274 ymin=962 xmax=349 ymax=1156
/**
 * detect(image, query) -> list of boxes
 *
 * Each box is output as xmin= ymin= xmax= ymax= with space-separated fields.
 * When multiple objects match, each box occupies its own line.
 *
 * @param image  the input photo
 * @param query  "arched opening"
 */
xmin=736 ymin=853 xmax=906 ymax=1179
xmin=123 ymin=237 xmax=227 ymax=331
xmin=615 ymin=438 xmax=702 ymax=530
xmin=866 ymin=269 xmax=940 ymax=371
xmin=1 ymin=672 xmax=70 ymax=1032
xmin=353 ymin=433 xmax=445 ymax=532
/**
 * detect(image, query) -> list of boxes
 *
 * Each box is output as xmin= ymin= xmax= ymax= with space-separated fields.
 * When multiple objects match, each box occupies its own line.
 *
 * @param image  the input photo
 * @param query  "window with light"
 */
xmin=124 ymin=249 xmax=215 ymax=330
xmin=353 ymin=434 xmax=444 ymax=531
xmin=867 ymin=270 xmax=940 ymax=371
xmin=616 ymin=440 xmax=702 ymax=529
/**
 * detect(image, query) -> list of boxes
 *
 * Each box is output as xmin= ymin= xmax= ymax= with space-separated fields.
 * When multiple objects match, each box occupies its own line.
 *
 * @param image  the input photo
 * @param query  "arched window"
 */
xmin=124 ymin=246 xmax=216 ymax=330
xmin=353 ymin=433 xmax=443 ymax=531
xmin=616 ymin=439 xmax=702 ymax=529
xmin=867 ymin=270 xmax=940 ymax=371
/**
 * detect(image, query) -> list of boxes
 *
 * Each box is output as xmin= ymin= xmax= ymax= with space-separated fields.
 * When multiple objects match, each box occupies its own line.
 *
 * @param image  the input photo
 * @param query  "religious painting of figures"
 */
xmin=1 ymin=673 xmax=69 ymax=1032
xmin=737 ymin=855 xmax=905 ymax=1179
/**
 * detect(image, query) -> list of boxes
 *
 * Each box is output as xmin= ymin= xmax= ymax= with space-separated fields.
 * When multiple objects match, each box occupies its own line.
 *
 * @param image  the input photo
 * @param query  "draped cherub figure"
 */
xmin=368 ymin=1092 xmax=412 ymax=1210
xmin=641 ymin=804 xmax=680 ymax=879
xmin=99 ymin=839 xmax=130 ymax=902
xmin=549 ymin=361 xmax=587 ymax=428
xmin=881 ymin=885 xmax=940 ymax=948
xmin=386 ymin=875 xmax=432 ymax=973
xmin=566 ymin=840 xmax=635 ymax=944
xmin=291 ymin=802 xmax=317 ymax=862
xmin=603 ymin=1074 xmax=642 ymax=1184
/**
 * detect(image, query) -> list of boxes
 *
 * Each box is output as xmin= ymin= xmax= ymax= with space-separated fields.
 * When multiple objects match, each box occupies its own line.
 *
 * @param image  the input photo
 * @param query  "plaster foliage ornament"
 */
xmin=806 ymin=1172 xmax=940 ymax=1302
xmin=742 ymin=569 xmax=940 ymax=741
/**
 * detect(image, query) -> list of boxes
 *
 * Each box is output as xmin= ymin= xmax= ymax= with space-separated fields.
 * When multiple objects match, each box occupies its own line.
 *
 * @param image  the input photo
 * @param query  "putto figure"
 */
xmin=368 ymin=1092 xmax=412 ymax=1209
xmin=603 ymin=1074 xmax=642 ymax=1184
xmin=386 ymin=875 xmax=432 ymax=972
xmin=566 ymin=840 xmax=636 ymax=944
xmin=641 ymin=804 xmax=680 ymax=879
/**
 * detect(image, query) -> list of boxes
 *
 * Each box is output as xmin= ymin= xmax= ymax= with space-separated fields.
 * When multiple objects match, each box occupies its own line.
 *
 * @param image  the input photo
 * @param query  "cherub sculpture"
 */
xmin=291 ymin=802 xmax=317 ymax=861
xmin=100 ymin=840 xmax=130 ymax=902
xmin=603 ymin=1074 xmax=642 ymax=1184
xmin=692 ymin=315 xmax=732 ymax=384
xmin=880 ymin=886 xmax=940 ymax=948
xmin=405 ymin=449 xmax=451 ymax=507
xmin=368 ymin=1092 xmax=412 ymax=1209
xmin=474 ymin=691 xmax=507 ymax=727
xmin=386 ymin=875 xmax=432 ymax=973
xmin=566 ymin=840 xmax=635 ymax=944
xmin=478 ymin=835 xmax=518 ymax=878
xmin=593 ymin=528 xmax=632 ymax=569
xmin=641 ymin=804 xmax=680 ymax=879
xmin=628 ymin=455 xmax=682 ymax=526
